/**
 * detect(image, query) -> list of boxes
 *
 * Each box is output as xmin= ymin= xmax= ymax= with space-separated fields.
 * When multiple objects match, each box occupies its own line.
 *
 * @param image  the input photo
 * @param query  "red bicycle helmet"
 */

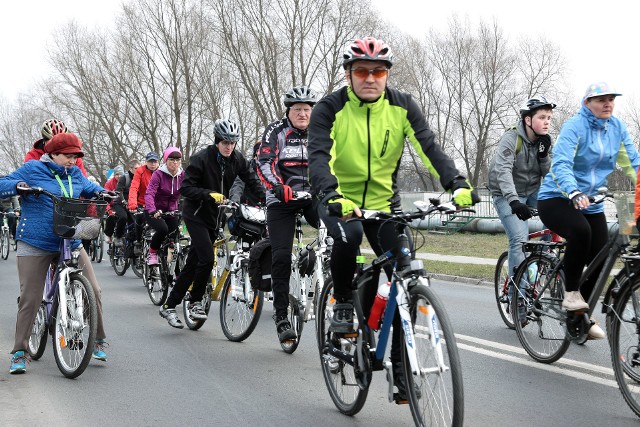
xmin=342 ymin=37 xmax=394 ymax=69
xmin=41 ymin=119 xmax=67 ymax=140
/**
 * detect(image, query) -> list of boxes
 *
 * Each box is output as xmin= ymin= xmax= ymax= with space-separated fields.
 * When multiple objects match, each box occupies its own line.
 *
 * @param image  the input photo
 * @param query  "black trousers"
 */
xmin=145 ymin=213 xmax=180 ymax=251
xmin=538 ymin=197 xmax=608 ymax=299
xmin=104 ymin=213 xmax=117 ymax=238
xmin=165 ymin=219 xmax=217 ymax=309
xmin=267 ymin=199 xmax=319 ymax=317
xmin=318 ymin=205 xmax=404 ymax=362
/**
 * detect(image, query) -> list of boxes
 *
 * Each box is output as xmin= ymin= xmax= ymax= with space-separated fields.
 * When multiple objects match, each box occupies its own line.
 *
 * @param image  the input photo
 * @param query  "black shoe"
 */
xmin=392 ymin=360 xmax=421 ymax=403
xmin=330 ymin=302 xmax=354 ymax=333
xmin=274 ymin=314 xmax=296 ymax=342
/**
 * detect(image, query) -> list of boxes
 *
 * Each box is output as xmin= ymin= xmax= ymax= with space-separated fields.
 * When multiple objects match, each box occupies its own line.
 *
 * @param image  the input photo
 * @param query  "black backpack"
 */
xmin=248 ymin=238 xmax=272 ymax=292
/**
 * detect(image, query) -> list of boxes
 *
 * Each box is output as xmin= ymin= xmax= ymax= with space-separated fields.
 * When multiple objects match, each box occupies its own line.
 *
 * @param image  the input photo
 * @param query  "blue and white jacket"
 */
xmin=538 ymin=104 xmax=639 ymax=214
xmin=0 ymin=157 xmax=104 ymax=251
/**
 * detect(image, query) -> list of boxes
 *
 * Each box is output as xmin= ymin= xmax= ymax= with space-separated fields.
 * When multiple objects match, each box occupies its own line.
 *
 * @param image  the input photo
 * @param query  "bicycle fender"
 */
xmin=603 ymin=271 xmax=630 ymax=314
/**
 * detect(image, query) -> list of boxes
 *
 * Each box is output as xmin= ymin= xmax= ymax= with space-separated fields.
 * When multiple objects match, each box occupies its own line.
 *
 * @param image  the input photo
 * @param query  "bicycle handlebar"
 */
xmin=351 ymin=198 xmax=475 ymax=223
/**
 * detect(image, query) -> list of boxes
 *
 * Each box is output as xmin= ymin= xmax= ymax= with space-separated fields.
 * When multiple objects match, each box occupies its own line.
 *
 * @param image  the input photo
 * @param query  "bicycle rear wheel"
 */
xmin=183 ymin=282 xmax=214 ymax=331
xmin=220 ymin=263 xmax=264 ymax=342
xmin=402 ymin=283 xmax=464 ymax=427
xmin=513 ymin=253 xmax=570 ymax=363
xmin=28 ymin=303 xmax=48 ymax=360
xmin=132 ymin=254 xmax=144 ymax=278
xmin=317 ymin=278 xmax=369 ymax=415
xmin=610 ymin=274 xmax=640 ymax=417
xmin=52 ymin=273 xmax=97 ymax=379
xmin=1 ymin=229 xmax=9 ymax=260
xmin=280 ymin=294 xmax=304 ymax=354
xmin=494 ymin=251 xmax=515 ymax=329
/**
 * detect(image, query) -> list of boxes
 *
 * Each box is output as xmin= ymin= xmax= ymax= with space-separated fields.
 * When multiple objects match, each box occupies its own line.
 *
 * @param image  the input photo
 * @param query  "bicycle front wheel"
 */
xmin=317 ymin=278 xmax=369 ymax=415
xmin=1 ymin=229 xmax=9 ymax=260
xmin=95 ymin=228 xmax=104 ymax=263
xmin=513 ymin=253 xmax=570 ymax=363
xmin=183 ymin=281 xmax=214 ymax=331
xmin=610 ymin=274 xmax=640 ymax=417
xmin=112 ymin=247 xmax=130 ymax=276
xmin=219 ymin=264 xmax=263 ymax=342
xmin=28 ymin=302 xmax=48 ymax=360
xmin=280 ymin=294 xmax=304 ymax=354
xmin=402 ymin=283 xmax=464 ymax=427
xmin=52 ymin=273 xmax=97 ymax=379
xmin=132 ymin=255 xmax=144 ymax=278
xmin=144 ymin=261 xmax=167 ymax=306
xmin=494 ymin=251 xmax=515 ymax=329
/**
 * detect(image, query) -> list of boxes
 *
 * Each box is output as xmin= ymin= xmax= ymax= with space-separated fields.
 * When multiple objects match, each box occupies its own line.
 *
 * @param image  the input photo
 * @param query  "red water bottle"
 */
xmin=368 ymin=281 xmax=391 ymax=331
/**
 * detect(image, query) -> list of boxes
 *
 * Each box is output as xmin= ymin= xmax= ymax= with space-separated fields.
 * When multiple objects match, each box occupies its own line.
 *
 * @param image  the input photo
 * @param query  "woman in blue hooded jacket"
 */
xmin=537 ymin=82 xmax=640 ymax=339
xmin=0 ymin=132 xmax=111 ymax=374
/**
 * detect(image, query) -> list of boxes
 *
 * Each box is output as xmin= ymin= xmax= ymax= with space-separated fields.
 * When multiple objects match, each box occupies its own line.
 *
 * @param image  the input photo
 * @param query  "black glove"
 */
xmin=509 ymin=200 xmax=532 ymax=221
xmin=100 ymin=190 xmax=119 ymax=199
xmin=537 ymin=134 xmax=552 ymax=159
xmin=273 ymin=185 xmax=293 ymax=203
xmin=569 ymin=191 xmax=588 ymax=209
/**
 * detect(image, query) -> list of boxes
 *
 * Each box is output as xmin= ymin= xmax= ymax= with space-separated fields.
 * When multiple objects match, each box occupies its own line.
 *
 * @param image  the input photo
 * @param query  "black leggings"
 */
xmin=165 ymin=219 xmax=216 ymax=309
xmin=538 ymin=198 xmax=608 ymax=300
xmin=145 ymin=213 xmax=180 ymax=251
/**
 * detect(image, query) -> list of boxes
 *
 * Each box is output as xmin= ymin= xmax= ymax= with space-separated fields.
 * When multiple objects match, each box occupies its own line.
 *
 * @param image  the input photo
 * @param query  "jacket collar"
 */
xmin=158 ymin=163 xmax=183 ymax=177
xmin=40 ymin=154 xmax=72 ymax=176
xmin=580 ymin=104 xmax=609 ymax=131
xmin=347 ymin=86 xmax=387 ymax=109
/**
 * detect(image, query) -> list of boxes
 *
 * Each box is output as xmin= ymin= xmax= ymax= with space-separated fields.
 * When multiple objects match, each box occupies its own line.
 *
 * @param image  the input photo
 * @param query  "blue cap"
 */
xmin=146 ymin=152 xmax=160 ymax=161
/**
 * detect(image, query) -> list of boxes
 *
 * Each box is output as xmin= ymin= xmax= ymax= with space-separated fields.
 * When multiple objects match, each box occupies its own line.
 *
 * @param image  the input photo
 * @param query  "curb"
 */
xmin=430 ymin=273 xmax=493 ymax=287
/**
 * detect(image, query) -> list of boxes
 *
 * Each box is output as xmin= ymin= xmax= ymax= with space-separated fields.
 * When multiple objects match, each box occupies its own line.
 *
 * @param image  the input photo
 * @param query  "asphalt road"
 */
xmin=0 ymin=249 xmax=638 ymax=426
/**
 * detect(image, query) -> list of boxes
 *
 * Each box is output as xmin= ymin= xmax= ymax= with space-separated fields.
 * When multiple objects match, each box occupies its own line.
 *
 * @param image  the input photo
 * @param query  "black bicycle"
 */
xmin=317 ymin=198 xmax=466 ymax=426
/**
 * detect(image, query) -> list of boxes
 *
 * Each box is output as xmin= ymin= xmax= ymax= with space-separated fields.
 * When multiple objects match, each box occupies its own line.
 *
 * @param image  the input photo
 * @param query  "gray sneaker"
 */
xmin=189 ymin=302 xmax=208 ymax=320
xmin=159 ymin=306 xmax=184 ymax=329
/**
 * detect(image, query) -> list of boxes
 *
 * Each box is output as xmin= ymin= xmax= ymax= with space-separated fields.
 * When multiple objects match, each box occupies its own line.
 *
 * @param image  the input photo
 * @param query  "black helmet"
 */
xmin=213 ymin=119 xmax=241 ymax=143
xmin=283 ymin=86 xmax=318 ymax=107
xmin=520 ymin=96 xmax=557 ymax=118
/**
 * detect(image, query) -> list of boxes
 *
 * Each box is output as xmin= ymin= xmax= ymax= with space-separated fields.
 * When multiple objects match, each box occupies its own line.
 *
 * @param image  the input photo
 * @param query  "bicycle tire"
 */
xmin=402 ymin=283 xmax=464 ymax=427
xmin=494 ymin=251 xmax=515 ymax=329
xmin=132 ymin=255 xmax=144 ymax=278
xmin=317 ymin=278 xmax=369 ymax=415
xmin=280 ymin=294 xmax=304 ymax=354
xmin=90 ymin=240 xmax=97 ymax=261
xmin=12 ymin=236 xmax=17 ymax=251
xmin=52 ymin=273 xmax=97 ymax=379
xmin=513 ymin=252 xmax=570 ymax=363
xmin=219 ymin=262 xmax=264 ymax=342
xmin=144 ymin=260 xmax=167 ymax=306
xmin=609 ymin=274 xmax=640 ymax=416
xmin=112 ymin=246 xmax=130 ymax=276
xmin=28 ymin=302 xmax=48 ymax=360
xmin=96 ymin=228 xmax=104 ymax=263
xmin=1 ymin=229 xmax=9 ymax=260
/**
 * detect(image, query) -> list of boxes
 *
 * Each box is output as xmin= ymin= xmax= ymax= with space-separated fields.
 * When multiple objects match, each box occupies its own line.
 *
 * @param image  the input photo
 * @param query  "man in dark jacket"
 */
xmin=159 ymin=119 xmax=265 ymax=329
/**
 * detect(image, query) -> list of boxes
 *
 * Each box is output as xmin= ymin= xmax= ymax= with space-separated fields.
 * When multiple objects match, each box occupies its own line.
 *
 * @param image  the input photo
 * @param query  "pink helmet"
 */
xmin=342 ymin=36 xmax=394 ymax=69
xmin=163 ymin=146 xmax=182 ymax=162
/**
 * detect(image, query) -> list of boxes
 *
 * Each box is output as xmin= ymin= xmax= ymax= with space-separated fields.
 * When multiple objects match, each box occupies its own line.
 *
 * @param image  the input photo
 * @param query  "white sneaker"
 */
xmin=562 ymin=291 xmax=589 ymax=311
xmin=588 ymin=317 xmax=605 ymax=340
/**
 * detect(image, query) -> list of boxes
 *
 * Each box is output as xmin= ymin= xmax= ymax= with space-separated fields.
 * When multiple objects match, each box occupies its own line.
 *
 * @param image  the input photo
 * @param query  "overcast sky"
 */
xmin=1 ymin=0 xmax=637 ymax=110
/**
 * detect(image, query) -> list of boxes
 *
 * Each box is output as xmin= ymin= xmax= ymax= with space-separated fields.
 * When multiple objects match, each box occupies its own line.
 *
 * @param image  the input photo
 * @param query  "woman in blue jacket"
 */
xmin=1 ymin=133 xmax=110 ymax=373
xmin=537 ymin=82 xmax=640 ymax=339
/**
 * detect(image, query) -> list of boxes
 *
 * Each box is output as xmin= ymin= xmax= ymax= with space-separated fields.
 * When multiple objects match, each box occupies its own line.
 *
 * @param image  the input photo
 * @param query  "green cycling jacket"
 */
xmin=308 ymin=86 xmax=462 ymax=212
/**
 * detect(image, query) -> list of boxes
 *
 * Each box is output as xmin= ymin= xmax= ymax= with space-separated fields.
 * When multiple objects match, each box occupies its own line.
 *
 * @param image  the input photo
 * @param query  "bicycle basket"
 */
xmin=52 ymin=197 xmax=107 ymax=240
xmin=615 ymin=192 xmax=638 ymax=236
xmin=228 ymin=204 xmax=266 ymax=243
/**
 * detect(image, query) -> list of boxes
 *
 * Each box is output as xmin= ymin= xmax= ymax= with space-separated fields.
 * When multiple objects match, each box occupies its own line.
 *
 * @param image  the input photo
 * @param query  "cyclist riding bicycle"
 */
xmin=0 ymin=195 xmax=20 ymax=240
xmin=308 ymin=36 xmax=478 ymax=399
xmin=144 ymin=147 xmax=184 ymax=266
xmin=257 ymin=86 xmax=320 ymax=343
xmin=537 ymin=82 xmax=640 ymax=340
xmin=159 ymin=119 xmax=265 ymax=329
xmin=127 ymin=152 xmax=160 ymax=244
xmin=1 ymin=132 xmax=115 ymax=373
xmin=113 ymin=159 xmax=142 ymax=248
xmin=103 ymin=165 xmax=124 ymax=244
xmin=487 ymin=96 xmax=556 ymax=324
xmin=25 ymin=119 xmax=88 ymax=176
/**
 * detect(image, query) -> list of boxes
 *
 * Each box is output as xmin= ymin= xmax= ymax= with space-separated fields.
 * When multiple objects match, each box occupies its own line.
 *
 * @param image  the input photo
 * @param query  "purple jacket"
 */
xmin=144 ymin=164 xmax=184 ymax=214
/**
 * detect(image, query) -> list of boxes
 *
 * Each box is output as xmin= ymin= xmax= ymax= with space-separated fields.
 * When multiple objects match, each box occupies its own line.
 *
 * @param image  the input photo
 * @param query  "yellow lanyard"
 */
xmin=49 ymin=168 xmax=73 ymax=198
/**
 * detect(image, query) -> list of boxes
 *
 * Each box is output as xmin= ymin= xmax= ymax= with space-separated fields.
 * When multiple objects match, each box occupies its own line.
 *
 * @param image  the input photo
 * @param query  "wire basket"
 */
xmin=52 ymin=197 xmax=107 ymax=240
